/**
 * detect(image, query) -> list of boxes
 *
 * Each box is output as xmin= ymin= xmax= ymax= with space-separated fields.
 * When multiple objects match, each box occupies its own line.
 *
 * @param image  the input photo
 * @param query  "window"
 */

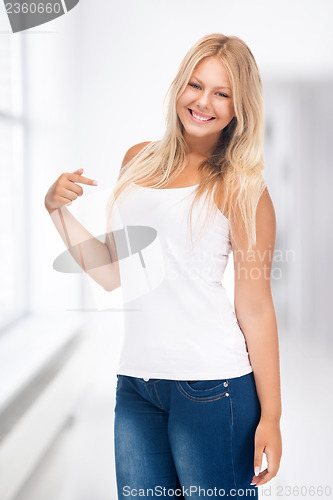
xmin=0 ymin=33 xmax=27 ymax=332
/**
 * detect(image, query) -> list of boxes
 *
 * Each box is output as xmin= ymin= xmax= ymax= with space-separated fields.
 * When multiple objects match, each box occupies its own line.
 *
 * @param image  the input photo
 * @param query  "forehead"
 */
xmin=191 ymin=56 xmax=231 ymax=88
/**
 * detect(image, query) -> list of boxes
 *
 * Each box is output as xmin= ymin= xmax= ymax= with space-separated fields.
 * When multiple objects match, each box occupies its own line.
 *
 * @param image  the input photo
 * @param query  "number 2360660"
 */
xmin=5 ymin=3 xmax=62 ymax=14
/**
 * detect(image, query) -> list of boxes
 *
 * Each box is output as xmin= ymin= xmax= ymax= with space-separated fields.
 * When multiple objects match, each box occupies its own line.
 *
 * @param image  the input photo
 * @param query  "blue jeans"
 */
xmin=114 ymin=372 xmax=261 ymax=499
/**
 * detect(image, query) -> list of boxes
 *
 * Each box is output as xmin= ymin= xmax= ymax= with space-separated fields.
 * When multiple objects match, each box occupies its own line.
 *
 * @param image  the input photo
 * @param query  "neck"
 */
xmin=183 ymin=131 xmax=219 ymax=157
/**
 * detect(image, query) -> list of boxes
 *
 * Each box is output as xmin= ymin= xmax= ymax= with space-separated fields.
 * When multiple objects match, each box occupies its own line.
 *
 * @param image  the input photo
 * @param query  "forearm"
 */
xmin=236 ymin=307 xmax=282 ymax=422
xmin=48 ymin=206 xmax=120 ymax=292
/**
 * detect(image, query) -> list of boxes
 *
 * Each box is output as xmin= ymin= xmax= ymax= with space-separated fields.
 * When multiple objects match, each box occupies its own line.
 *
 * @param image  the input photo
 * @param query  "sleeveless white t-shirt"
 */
xmin=110 ymin=182 xmax=253 ymax=380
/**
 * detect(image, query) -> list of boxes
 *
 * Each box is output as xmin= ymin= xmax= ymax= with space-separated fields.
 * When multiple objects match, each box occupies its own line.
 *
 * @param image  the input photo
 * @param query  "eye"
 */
xmin=189 ymin=83 xmax=200 ymax=89
xmin=217 ymin=92 xmax=229 ymax=98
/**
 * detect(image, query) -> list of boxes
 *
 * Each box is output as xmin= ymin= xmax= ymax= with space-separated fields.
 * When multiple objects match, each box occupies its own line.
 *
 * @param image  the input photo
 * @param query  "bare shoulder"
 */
xmin=230 ymin=185 xmax=276 ymax=251
xmin=121 ymin=141 xmax=152 ymax=169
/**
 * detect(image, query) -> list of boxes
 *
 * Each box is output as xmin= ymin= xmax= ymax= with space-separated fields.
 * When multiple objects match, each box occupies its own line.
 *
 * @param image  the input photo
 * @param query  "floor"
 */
xmin=12 ymin=327 xmax=333 ymax=500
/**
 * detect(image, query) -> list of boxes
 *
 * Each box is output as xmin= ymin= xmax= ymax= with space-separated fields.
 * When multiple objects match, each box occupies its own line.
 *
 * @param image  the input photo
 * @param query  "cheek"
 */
xmin=177 ymin=91 xmax=192 ymax=109
xmin=216 ymin=102 xmax=234 ymax=119
xmin=176 ymin=97 xmax=182 ymax=113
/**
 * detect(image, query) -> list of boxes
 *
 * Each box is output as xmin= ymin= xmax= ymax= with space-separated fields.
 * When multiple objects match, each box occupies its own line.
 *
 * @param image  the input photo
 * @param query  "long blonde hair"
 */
xmin=105 ymin=33 xmax=267 ymax=252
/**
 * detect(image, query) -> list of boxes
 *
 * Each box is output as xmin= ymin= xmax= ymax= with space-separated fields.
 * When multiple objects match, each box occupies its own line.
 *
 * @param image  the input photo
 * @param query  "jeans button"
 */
xmin=223 ymin=381 xmax=228 ymax=387
xmin=143 ymin=377 xmax=149 ymax=381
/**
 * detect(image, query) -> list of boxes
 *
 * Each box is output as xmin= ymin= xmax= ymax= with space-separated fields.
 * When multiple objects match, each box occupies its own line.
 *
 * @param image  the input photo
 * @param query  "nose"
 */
xmin=195 ymin=90 xmax=212 ymax=110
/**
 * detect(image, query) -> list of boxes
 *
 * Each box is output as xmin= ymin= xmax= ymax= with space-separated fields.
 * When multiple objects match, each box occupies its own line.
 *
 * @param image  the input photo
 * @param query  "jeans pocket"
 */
xmin=177 ymin=379 xmax=229 ymax=400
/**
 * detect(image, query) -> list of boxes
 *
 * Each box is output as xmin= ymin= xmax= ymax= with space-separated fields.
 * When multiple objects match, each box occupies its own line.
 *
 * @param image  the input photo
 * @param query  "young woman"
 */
xmin=45 ymin=33 xmax=282 ymax=499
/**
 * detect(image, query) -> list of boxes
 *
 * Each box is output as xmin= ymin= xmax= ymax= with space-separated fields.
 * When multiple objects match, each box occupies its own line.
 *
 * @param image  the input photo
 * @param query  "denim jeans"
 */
xmin=114 ymin=371 xmax=261 ymax=499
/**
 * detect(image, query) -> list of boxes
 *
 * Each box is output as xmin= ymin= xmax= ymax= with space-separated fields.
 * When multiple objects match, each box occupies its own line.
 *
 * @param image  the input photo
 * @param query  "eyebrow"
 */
xmin=191 ymin=75 xmax=231 ymax=92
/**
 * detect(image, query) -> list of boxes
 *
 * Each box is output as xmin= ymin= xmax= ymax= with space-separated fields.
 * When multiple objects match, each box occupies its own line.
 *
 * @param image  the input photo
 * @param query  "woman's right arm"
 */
xmin=44 ymin=168 xmax=119 ymax=292
xmin=45 ymin=142 xmax=151 ymax=291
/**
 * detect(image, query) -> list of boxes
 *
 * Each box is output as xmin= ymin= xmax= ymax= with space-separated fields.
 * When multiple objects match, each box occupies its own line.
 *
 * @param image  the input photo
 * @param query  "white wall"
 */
xmin=24 ymin=8 xmax=83 ymax=313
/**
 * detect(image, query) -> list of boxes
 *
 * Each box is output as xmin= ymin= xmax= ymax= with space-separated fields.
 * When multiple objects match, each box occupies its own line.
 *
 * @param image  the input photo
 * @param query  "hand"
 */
xmin=44 ymin=168 xmax=98 ymax=214
xmin=251 ymin=418 xmax=282 ymax=487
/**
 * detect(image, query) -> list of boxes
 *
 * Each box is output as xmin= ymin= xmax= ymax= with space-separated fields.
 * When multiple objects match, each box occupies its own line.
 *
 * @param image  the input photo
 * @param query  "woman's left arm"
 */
xmin=230 ymin=187 xmax=282 ymax=487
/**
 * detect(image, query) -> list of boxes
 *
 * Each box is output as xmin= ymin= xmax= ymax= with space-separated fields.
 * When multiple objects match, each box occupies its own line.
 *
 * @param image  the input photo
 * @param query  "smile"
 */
xmin=188 ymin=108 xmax=215 ymax=123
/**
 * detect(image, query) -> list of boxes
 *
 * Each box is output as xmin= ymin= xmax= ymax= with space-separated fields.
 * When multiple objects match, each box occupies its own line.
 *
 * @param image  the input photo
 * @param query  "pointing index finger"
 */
xmin=71 ymin=173 xmax=98 ymax=186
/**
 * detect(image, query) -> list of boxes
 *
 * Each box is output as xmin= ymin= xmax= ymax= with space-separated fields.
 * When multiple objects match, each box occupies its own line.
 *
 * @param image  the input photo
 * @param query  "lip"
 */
xmin=187 ymin=108 xmax=215 ymax=124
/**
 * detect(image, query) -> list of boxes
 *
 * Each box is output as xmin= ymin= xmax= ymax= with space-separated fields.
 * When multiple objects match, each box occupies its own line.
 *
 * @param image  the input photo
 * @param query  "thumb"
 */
xmin=73 ymin=168 xmax=84 ymax=174
xmin=254 ymin=445 xmax=264 ymax=476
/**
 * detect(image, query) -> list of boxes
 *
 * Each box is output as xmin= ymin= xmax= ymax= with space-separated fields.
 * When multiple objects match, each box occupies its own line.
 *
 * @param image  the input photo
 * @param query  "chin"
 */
xmin=184 ymin=125 xmax=218 ymax=136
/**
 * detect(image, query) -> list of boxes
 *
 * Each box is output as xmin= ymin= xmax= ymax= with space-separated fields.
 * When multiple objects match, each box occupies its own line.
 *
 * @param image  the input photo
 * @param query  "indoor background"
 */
xmin=0 ymin=1 xmax=332 ymax=499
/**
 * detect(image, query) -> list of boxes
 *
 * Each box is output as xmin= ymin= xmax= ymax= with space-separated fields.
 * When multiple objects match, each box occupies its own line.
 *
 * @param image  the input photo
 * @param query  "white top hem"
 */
xmin=116 ymin=365 xmax=253 ymax=381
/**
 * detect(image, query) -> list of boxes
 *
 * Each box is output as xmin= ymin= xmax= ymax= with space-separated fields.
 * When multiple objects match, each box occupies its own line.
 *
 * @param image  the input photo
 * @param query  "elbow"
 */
xmin=103 ymin=276 xmax=121 ymax=293
xmin=103 ymin=279 xmax=115 ymax=292
xmin=235 ymin=299 xmax=275 ymax=321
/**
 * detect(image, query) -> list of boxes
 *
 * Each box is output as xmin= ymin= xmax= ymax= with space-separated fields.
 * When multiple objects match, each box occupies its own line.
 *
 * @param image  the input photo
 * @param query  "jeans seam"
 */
xmin=153 ymin=384 xmax=166 ymax=411
xmin=229 ymin=392 xmax=238 ymax=498
xmin=142 ymin=383 xmax=164 ymax=411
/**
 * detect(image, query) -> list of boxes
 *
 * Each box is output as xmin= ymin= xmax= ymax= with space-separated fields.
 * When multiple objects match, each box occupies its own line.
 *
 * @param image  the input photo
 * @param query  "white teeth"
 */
xmin=191 ymin=109 xmax=213 ymax=121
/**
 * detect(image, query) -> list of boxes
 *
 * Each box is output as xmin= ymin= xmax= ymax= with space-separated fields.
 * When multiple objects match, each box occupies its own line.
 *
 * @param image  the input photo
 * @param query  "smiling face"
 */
xmin=176 ymin=56 xmax=235 ymax=150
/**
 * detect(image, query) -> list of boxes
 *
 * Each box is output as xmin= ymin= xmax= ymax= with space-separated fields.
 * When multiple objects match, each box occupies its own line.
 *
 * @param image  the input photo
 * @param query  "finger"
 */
xmin=251 ymin=467 xmax=267 ymax=482
xmin=67 ymin=172 xmax=98 ymax=186
xmin=253 ymin=469 xmax=275 ymax=487
xmin=58 ymin=195 xmax=73 ymax=206
xmin=254 ymin=450 xmax=278 ymax=486
xmin=72 ymin=168 xmax=84 ymax=174
xmin=62 ymin=181 xmax=84 ymax=198
xmin=253 ymin=445 xmax=264 ymax=478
